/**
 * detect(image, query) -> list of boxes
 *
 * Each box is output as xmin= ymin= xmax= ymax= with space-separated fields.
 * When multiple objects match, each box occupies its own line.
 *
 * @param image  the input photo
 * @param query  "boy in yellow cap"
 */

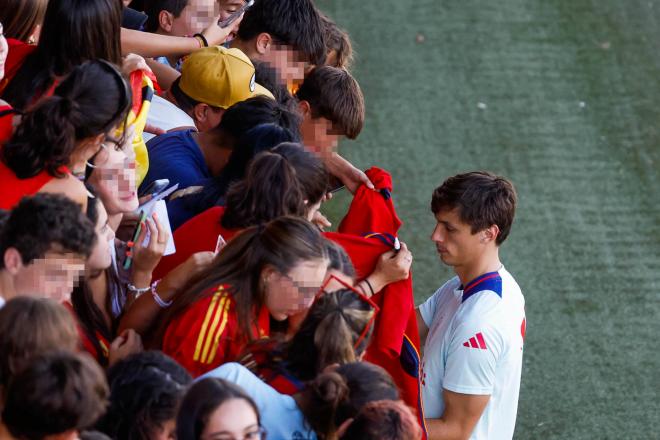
xmin=145 ymin=46 xmax=273 ymax=142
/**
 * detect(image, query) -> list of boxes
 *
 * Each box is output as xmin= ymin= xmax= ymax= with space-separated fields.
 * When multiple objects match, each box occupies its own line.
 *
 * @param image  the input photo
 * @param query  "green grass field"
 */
xmin=317 ymin=0 xmax=660 ymax=438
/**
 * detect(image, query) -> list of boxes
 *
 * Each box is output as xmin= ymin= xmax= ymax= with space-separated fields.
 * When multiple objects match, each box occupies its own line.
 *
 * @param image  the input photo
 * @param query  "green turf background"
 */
xmin=316 ymin=0 xmax=660 ymax=438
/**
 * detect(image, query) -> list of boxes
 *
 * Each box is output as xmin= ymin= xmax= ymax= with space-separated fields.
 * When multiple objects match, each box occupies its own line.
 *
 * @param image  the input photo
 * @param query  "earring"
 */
xmin=27 ymin=36 xmax=36 ymax=45
xmin=86 ymin=143 xmax=109 ymax=169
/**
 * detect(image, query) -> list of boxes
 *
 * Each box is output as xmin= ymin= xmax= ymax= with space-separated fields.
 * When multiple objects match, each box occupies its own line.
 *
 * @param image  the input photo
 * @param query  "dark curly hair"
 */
xmin=0 ymin=193 xmax=96 ymax=269
xmin=95 ymin=351 xmax=192 ymax=440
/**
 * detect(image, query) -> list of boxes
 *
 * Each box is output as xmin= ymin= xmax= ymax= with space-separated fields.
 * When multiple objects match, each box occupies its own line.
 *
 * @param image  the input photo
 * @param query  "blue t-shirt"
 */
xmin=201 ymin=363 xmax=317 ymax=440
xmin=141 ymin=130 xmax=211 ymax=228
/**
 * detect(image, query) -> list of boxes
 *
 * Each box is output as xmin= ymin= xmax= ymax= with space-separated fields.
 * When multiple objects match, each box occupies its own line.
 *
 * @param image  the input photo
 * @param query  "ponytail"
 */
xmin=286 ymin=289 xmax=375 ymax=381
xmin=222 ymin=149 xmax=306 ymax=229
xmin=222 ymin=142 xmax=329 ymax=229
xmin=3 ymin=96 xmax=79 ymax=178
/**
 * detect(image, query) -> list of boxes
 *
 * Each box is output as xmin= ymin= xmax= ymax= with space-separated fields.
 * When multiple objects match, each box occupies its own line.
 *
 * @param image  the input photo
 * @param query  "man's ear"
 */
xmin=255 ymin=32 xmax=273 ymax=56
xmin=159 ymin=10 xmax=175 ymax=33
xmin=481 ymin=225 xmax=500 ymax=244
xmin=192 ymin=103 xmax=209 ymax=123
xmin=298 ymin=100 xmax=311 ymax=118
xmin=3 ymin=248 xmax=24 ymax=275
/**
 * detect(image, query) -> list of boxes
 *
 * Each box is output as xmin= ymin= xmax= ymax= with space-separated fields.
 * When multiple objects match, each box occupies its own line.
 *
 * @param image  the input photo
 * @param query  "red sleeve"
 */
xmin=161 ymin=286 xmax=238 ymax=377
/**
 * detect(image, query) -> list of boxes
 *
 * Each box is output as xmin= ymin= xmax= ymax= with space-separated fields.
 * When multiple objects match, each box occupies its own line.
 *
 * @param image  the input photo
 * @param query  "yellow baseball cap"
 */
xmin=179 ymin=46 xmax=274 ymax=109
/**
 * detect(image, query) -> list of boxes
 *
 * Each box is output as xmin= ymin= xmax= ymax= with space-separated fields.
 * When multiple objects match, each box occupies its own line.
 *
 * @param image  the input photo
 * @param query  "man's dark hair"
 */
xmin=143 ymin=0 xmax=189 ymax=32
xmin=236 ymin=0 xmax=326 ymax=66
xmin=214 ymin=95 xmax=302 ymax=140
xmin=95 ymin=351 xmax=192 ymax=439
xmin=2 ymin=351 xmax=109 ymax=440
xmin=0 ymin=193 xmax=96 ymax=268
xmin=431 ymin=171 xmax=517 ymax=246
xmin=296 ymin=66 xmax=365 ymax=139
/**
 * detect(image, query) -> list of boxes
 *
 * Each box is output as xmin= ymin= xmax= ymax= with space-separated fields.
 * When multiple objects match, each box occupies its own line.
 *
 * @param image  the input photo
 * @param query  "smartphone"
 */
xmin=329 ymin=183 xmax=346 ymax=194
xmin=139 ymin=179 xmax=170 ymax=198
xmin=218 ymin=0 xmax=254 ymax=28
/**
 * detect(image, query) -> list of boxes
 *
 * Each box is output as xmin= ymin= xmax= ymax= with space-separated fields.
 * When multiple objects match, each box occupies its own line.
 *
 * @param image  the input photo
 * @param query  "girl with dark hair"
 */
xmin=202 ymin=361 xmax=399 ymax=440
xmin=157 ymin=216 xmax=329 ymax=377
xmin=152 ymin=142 xmax=328 ymax=279
xmin=0 ymin=60 xmax=131 ymax=210
xmin=96 ymin=351 xmax=192 ymax=440
xmin=176 ymin=378 xmax=264 ymax=440
xmin=1 ymin=0 xmax=123 ymax=110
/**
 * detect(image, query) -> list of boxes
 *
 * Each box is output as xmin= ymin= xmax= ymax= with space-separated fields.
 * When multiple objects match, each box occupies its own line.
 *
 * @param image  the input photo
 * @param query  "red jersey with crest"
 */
xmin=161 ymin=285 xmax=270 ymax=377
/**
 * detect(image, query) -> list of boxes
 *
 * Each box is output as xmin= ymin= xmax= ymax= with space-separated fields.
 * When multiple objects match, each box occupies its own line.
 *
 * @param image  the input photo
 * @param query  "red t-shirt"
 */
xmin=63 ymin=302 xmax=111 ymax=365
xmin=0 ymin=159 xmax=70 ymax=210
xmin=161 ymin=284 xmax=270 ymax=377
xmin=153 ymin=206 xmax=237 ymax=280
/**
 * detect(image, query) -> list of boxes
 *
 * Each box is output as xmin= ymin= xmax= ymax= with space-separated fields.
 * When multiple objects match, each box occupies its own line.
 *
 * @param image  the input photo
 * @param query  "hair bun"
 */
xmin=313 ymin=371 xmax=349 ymax=406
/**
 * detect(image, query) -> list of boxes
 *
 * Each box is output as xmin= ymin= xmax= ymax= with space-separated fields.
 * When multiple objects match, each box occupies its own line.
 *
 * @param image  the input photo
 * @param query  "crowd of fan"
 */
xmin=0 ymin=0 xmax=424 ymax=439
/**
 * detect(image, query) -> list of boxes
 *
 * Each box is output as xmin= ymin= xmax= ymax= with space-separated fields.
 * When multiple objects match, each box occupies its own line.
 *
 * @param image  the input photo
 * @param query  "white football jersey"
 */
xmin=419 ymin=267 xmax=526 ymax=440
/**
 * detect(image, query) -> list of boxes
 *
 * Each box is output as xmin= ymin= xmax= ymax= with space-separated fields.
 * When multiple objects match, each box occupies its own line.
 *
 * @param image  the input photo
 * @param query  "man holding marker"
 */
xmin=417 ymin=171 xmax=526 ymax=440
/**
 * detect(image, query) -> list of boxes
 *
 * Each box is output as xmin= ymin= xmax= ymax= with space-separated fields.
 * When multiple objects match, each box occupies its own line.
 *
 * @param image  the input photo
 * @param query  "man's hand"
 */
xmin=364 ymin=242 xmax=413 ymax=294
xmin=323 ymin=153 xmax=374 ymax=193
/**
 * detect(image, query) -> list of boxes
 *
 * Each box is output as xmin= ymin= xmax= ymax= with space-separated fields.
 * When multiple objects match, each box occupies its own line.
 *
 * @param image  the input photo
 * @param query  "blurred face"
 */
xmin=431 ymin=208 xmax=483 ymax=269
xmin=171 ymin=0 xmax=217 ymax=36
xmin=87 ymin=144 xmax=139 ymax=216
xmin=202 ymin=398 xmax=262 ymax=440
xmin=86 ymin=201 xmax=115 ymax=271
xmin=264 ymin=44 xmax=308 ymax=89
xmin=263 ymin=258 xmax=328 ymax=321
xmin=11 ymin=250 xmax=86 ymax=302
xmin=0 ymin=22 xmax=7 ymax=80
xmin=300 ymin=115 xmax=340 ymax=155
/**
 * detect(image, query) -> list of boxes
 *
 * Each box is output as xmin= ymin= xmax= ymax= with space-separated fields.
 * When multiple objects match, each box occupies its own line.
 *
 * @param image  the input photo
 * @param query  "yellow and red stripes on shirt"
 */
xmin=193 ymin=286 xmax=232 ymax=365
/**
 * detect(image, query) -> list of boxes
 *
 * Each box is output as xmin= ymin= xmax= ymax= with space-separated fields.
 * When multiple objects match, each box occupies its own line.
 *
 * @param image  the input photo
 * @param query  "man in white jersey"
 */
xmin=417 ymin=171 xmax=526 ymax=440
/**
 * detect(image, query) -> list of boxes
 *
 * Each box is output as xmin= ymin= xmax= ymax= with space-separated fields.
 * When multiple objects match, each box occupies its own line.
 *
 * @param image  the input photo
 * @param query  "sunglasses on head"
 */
xmin=315 ymin=274 xmax=380 ymax=350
